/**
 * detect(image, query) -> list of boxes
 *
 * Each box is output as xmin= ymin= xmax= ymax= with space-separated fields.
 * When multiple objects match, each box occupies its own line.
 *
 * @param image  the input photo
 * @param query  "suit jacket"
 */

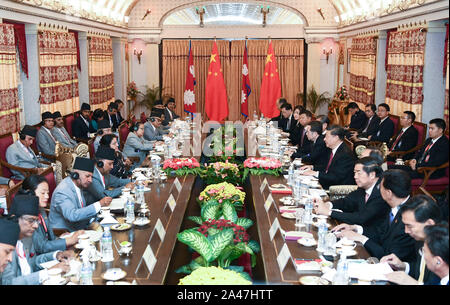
xmin=406 ymin=242 xmax=436 ymax=284
xmin=32 ymin=209 xmax=67 ymax=255
xmin=279 ymin=114 xmax=295 ymax=133
xmin=388 ymin=125 xmax=419 ymax=160
xmin=106 ymin=113 xmax=119 ymax=130
xmin=349 ymin=110 xmax=367 ymax=130
xmin=270 ymin=112 xmax=282 ymax=124
xmin=36 ymin=127 xmax=57 ymax=156
xmin=5 ymin=141 xmax=46 ymax=180
xmin=288 ymin=123 xmax=302 ymax=146
xmin=414 ymin=136 xmax=449 ymax=178
xmin=295 ymin=125 xmax=313 ymax=153
xmin=162 ymin=108 xmax=180 ymax=126
xmin=143 ymin=122 xmax=163 ymax=141
xmin=370 ymin=117 xmax=395 ymax=143
xmin=330 ymin=179 xmax=390 ymax=236
xmin=293 ymin=135 xmax=330 ymax=172
xmin=317 ymin=143 xmax=356 ymax=189
xmin=122 ymin=132 xmax=154 ymax=165
xmin=116 ymin=112 xmax=124 ymax=125
xmin=1 ymin=237 xmax=55 ymax=285
xmin=83 ymin=167 xmax=130 ymax=205
xmin=358 ymin=115 xmax=381 ymax=139
xmin=364 ymin=207 xmax=417 ymax=261
xmin=49 ymin=177 xmax=98 ymax=232
xmin=72 ymin=115 xmax=95 ymax=140
xmin=52 ymin=127 xmax=77 ymax=148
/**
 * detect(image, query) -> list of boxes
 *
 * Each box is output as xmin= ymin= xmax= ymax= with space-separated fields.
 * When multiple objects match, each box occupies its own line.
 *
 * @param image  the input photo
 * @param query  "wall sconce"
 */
xmin=196 ymin=6 xmax=206 ymax=27
xmin=323 ymin=47 xmax=332 ymax=64
xmin=134 ymin=48 xmax=143 ymax=64
xmin=317 ymin=8 xmax=325 ymax=20
xmin=142 ymin=9 xmax=151 ymax=21
xmin=260 ymin=6 xmax=270 ymax=27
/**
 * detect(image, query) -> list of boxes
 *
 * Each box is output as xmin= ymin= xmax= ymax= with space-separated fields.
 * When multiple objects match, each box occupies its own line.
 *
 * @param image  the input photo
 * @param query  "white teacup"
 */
xmin=48 ymin=268 xmax=63 ymax=283
xmin=340 ymin=237 xmax=356 ymax=249
xmin=100 ymin=207 xmax=111 ymax=218
xmin=78 ymin=234 xmax=90 ymax=248
xmin=122 ymin=188 xmax=131 ymax=196
xmin=395 ymin=158 xmax=404 ymax=165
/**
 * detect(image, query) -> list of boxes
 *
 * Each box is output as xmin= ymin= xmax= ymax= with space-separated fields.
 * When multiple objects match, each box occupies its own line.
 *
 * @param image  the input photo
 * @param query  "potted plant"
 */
xmin=140 ymin=85 xmax=164 ymax=111
xmin=306 ymin=85 xmax=331 ymax=115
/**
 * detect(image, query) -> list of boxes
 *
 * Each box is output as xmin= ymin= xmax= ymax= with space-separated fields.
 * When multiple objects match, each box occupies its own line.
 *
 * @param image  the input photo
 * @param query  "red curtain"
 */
xmin=3 ymin=21 xmax=28 ymax=78
xmin=69 ymin=29 xmax=81 ymax=71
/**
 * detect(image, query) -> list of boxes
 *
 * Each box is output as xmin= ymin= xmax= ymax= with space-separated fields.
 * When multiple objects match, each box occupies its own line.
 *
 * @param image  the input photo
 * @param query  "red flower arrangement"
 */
xmin=198 ymin=219 xmax=249 ymax=244
xmin=163 ymin=157 xmax=202 ymax=176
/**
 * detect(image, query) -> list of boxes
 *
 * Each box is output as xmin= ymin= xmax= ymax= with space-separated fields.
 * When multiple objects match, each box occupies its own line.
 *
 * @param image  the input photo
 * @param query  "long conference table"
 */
xmin=85 ymin=126 xmax=370 ymax=285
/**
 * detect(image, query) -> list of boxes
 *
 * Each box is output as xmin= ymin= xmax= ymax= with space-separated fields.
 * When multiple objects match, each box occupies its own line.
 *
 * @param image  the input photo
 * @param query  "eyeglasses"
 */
xmin=22 ymin=216 xmax=40 ymax=226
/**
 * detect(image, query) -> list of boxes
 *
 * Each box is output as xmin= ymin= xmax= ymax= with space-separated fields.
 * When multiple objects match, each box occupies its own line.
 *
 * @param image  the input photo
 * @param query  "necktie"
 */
xmin=419 ymin=141 xmax=434 ymax=163
xmin=300 ymin=129 xmax=306 ymax=147
xmin=418 ymin=254 xmax=426 ymax=283
xmin=287 ymin=117 xmax=291 ymax=131
xmin=365 ymin=193 xmax=370 ymax=203
xmin=325 ymin=151 xmax=334 ymax=173
xmin=389 ymin=211 xmax=395 ymax=224
xmin=363 ymin=117 xmax=372 ymax=133
xmin=390 ymin=130 xmax=404 ymax=151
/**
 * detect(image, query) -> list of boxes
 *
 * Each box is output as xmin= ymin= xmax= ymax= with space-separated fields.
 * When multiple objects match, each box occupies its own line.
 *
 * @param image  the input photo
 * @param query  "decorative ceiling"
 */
xmin=8 ymin=0 xmax=438 ymax=27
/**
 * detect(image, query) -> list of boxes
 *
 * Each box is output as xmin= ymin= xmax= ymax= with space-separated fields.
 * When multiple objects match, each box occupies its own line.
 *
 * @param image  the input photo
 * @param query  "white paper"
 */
xmin=110 ymin=198 xmax=126 ymax=210
xmin=174 ymin=178 xmax=182 ymax=193
xmin=40 ymin=260 xmax=59 ymax=269
xmin=100 ymin=215 xmax=119 ymax=225
xmin=277 ymin=243 xmax=291 ymax=272
xmin=309 ymin=189 xmax=327 ymax=197
xmin=260 ymin=178 xmax=268 ymax=193
xmin=347 ymin=262 xmax=393 ymax=281
xmin=264 ymin=194 xmax=274 ymax=212
xmin=142 ymin=244 xmax=157 ymax=274
xmin=269 ymin=217 xmax=281 ymax=241
xmin=155 ymin=219 xmax=166 ymax=242
xmin=166 ymin=194 xmax=176 ymax=212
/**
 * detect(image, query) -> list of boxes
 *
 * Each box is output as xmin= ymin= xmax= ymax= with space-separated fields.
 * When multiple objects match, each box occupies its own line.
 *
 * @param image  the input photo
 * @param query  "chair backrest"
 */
xmin=344 ymin=137 xmax=354 ymax=153
xmin=389 ymin=114 xmax=400 ymax=134
xmin=30 ymin=125 xmax=40 ymax=154
xmin=6 ymin=180 xmax=22 ymax=212
xmin=140 ymin=112 xmax=147 ymax=123
xmin=118 ymin=122 xmax=130 ymax=150
xmin=88 ymin=139 xmax=95 ymax=159
xmin=413 ymin=121 xmax=427 ymax=147
xmin=42 ymin=167 xmax=56 ymax=202
xmin=64 ymin=114 xmax=76 ymax=137
xmin=0 ymin=134 xmax=15 ymax=178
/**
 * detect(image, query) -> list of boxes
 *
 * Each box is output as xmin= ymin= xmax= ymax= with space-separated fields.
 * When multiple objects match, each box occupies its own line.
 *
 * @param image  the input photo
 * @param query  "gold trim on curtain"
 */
xmin=385 ymin=29 xmax=426 ymax=121
xmin=38 ymin=30 xmax=79 ymax=116
xmin=0 ymin=23 xmax=21 ymax=135
xmin=162 ymin=39 xmax=304 ymax=121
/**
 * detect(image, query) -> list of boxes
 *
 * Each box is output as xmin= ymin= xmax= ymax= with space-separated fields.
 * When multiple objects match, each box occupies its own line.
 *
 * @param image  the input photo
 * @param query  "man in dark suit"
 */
xmin=315 ymin=157 xmax=390 ymax=236
xmin=369 ymin=103 xmax=395 ymax=143
xmin=301 ymin=125 xmax=356 ymax=189
xmin=72 ymin=103 xmax=96 ymax=140
xmin=291 ymin=121 xmax=329 ymax=171
xmin=334 ymin=169 xmax=417 ymax=261
xmin=162 ymin=97 xmax=180 ymax=126
xmin=389 ymin=118 xmax=449 ymax=179
xmin=294 ymin=110 xmax=313 ymax=152
xmin=105 ymin=102 xmax=119 ymax=131
xmin=346 ymin=102 xmax=367 ymax=131
xmin=350 ymin=104 xmax=381 ymax=141
xmin=115 ymin=99 xmax=125 ymax=125
xmin=269 ymin=98 xmax=287 ymax=125
xmin=387 ymin=111 xmax=418 ymax=161
xmin=381 ymin=195 xmax=442 ymax=284
xmin=278 ymin=103 xmax=295 ymax=133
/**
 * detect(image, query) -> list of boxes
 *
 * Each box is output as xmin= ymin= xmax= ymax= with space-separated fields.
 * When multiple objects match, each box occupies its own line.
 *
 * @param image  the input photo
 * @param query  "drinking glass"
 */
xmin=295 ymin=209 xmax=305 ymax=231
xmin=325 ymin=233 xmax=337 ymax=256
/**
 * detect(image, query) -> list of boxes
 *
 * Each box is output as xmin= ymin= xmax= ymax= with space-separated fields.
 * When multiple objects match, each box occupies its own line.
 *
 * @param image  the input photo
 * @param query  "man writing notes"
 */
xmin=49 ymin=157 xmax=112 ymax=232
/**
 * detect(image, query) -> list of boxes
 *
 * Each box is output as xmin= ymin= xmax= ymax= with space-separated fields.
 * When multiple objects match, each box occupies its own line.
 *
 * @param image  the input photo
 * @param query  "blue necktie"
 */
xmin=389 ymin=211 xmax=395 ymax=224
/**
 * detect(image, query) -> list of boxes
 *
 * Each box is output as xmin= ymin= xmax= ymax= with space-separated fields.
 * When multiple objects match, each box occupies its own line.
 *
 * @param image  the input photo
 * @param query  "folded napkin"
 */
xmin=100 ymin=215 xmax=119 ymax=225
xmin=285 ymin=231 xmax=313 ymax=241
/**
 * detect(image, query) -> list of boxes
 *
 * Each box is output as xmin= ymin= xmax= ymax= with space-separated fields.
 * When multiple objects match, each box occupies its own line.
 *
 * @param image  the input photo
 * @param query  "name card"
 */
xmin=277 ymin=243 xmax=292 ymax=272
xmin=269 ymin=217 xmax=281 ymax=241
xmin=260 ymin=178 xmax=268 ymax=193
xmin=142 ymin=244 xmax=157 ymax=274
xmin=166 ymin=194 xmax=176 ymax=212
xmin=174 ymin=178 xmax=182 ymax=193
xmin=264 ymin=194 xmax=274 ymax=212
xmin=155 ymin=218 xmax=166 ymax=242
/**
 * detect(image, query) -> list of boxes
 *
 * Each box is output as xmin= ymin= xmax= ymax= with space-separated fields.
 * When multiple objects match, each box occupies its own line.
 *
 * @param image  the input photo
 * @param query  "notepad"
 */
xmin=347 ymin=262 xmax=393 ymax=281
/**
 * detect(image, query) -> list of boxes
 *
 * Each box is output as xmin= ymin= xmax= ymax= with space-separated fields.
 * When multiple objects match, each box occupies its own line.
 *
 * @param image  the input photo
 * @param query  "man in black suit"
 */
xmin=381 ymin=195 xmax=442 ymax=284
xmin=301 ymin=125 xmax=356 ymax=189
xmin=346 ymin=102 xmax=367 ymax=131
xmin=315 ymin=115 xmax=329 ymax=136
xmin=369 ymin=103 xmax=395 ymax=143
xmin=269 ymin=98 xmax=287 ymax=125
xmin=162 ymin=97 xmax=180 ymax=126
xmin=350 ymin=104 xmax=380 ymax=141
xmin=334 ymin=169 xmax=417 ymax=261
xmin=105 ymin=102 xmax=119 ymax=131
xmin=72 ymin=103 xmax=96 ymax=140
xmin=291 ymin=121 xmax=329 ymax=171
xmin=115 ymin=99 xmax=125 ymax=125
xmin=387 ymin=111 xmax=418 ymax=161
xmin=315 ymin=157 xmax=390 ymax=236
xmin=292 ymin=110 xmax=313 ymax=151
xmin=278 ymin=103 xmax=295 ymax=133
xmin=389 ymin=118 xmax=449 ymax=179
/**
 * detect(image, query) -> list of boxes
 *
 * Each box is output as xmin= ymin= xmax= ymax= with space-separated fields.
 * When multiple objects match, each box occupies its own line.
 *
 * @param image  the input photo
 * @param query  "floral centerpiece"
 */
xmin=198 ymin=182 xmax=245 ymax=207
xmin=208 ymin=125 xmax=245 ymax=162
xmin=334 ymin=85 xmax=348 ymax=101
xmin=200 ymin=161 xmax=243 ymax=185
xmin=178 ymin=266 xmax=252 ymax=285
xmin=243 ymin=157 xmax=282 ymax=180
xmin=126 ymin=81 xmax=140 ymax=99
xmin=162 ymin=157 xmax=202 ymax=176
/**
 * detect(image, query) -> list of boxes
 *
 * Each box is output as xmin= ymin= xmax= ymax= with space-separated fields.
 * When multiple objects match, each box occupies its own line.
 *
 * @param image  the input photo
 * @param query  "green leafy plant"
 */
xmin=306 ymin=85 xmax=331 ymax=114
xmin=139 ymin=84 xmax=166 ymax=111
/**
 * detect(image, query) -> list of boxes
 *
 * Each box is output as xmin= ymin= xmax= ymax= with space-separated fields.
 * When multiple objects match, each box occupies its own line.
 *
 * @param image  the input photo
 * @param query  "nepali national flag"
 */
xmin=184 ymin=40 xmax=196 ymax=116
xmin=241 ymin=42 xmax=251 ymax=118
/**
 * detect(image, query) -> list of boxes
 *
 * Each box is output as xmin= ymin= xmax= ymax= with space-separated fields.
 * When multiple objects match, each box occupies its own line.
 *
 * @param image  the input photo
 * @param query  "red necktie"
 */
xmin=325 ymin=151 xmax=334 ymax=173
xmin=300 ymin=129 xmax=306 ymax=147
xmin=365 ymin=193 xmax=370 ymax=203
xmin=390 ymin=130 xmax=404 ymax=151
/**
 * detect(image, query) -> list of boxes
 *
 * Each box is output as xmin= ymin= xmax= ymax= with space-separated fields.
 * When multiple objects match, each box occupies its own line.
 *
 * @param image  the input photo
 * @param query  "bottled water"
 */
xmin=288 ymin=164 xmax=295 ymax=186
xmin=79 ymin=256 xmax=93 ymax=285
xmin=101 ymin=226 xmax=114 ymax=262
xmin=317 ymin=220 xmax=328 ymax=252
xmin=333 ymin=254 xmax=349 ymax=285
xmin=304 ymin=200 xmax=313 ymax=224
xmin=125 ymin=197 xmax=135 ymax=224
xmin=136 ymin=184 xmax=145 ymax=204
xmin=293 ymin=178 xmax=302 ymax=202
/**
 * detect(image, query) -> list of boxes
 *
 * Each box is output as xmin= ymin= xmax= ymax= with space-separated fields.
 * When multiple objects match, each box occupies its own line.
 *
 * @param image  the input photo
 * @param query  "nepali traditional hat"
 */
xmin=73 ymin=157 xmax=95 ymax=173
xmin=9 ymin=195 xmax=39 ymax=217
xmin=0 ymin=218 xmax=20 ymax=246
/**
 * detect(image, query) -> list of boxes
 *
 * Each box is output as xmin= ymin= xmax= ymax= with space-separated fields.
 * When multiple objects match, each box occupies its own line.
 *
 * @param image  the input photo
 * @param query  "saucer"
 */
xmin=297 ymin=238 xmax=317 ymax=247
xmin=270 ymin=184 xmax=286 ymax=189
xmin=337 ymin=249 xmax=357 ymax=257
xmin=102 ymin=268 xmax=127 ymax=281
xmin=74 ymin=243 xmax=89 ymax=250
xmin=133 ymin=218 xmax=150 ymax=226
xmin=299 ymin=276 xmax=321 ymax=285
xmin=110 ymin=223 xmax=132 ymax=231
xmin=312 ymin=221 xmax=331 ymax=228
xmin=281 ymin=212 xmax=296 ymax=219
xmin=43 ymin=277 xmax=67 ymax=285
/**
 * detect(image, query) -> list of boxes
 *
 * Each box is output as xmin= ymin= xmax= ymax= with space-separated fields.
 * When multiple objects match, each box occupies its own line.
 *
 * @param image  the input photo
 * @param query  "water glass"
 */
xmin=295 ymin=209 xmax=305 ymax=231
xmin=325 ymin=233 xmax=337 ymax=256
xmin=293 ymin=178 xmax=302 ymax=202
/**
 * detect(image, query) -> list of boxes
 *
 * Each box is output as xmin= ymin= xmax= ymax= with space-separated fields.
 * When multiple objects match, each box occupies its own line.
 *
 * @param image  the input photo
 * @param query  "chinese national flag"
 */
xmin=184 ymin=40 xmax=196 ymax=115
xmin=205 ymin=41 xmax=228 ymax=122
xmin=259 ymin=41 xmax=281 ymax=118
xmin=241 ymin=42 xmax=251 ymax=118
